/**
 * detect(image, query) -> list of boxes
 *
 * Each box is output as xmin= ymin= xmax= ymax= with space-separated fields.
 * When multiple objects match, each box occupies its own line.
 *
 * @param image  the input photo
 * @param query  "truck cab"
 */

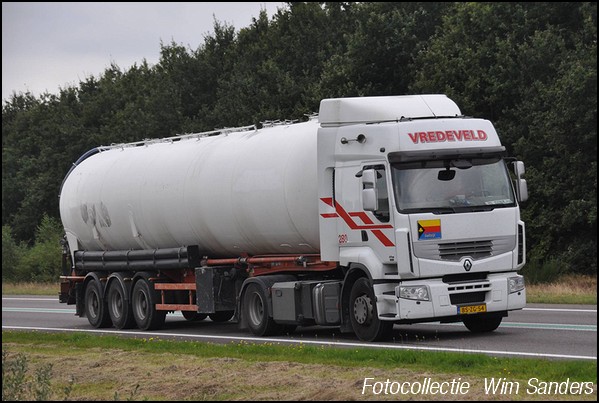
xmin=316 ymin=95 xmax=527 ymax=340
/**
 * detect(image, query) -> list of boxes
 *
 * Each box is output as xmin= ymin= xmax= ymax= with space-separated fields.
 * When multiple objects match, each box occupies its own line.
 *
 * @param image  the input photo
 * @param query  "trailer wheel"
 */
xmin=349 ymin=278 xmax=392 ymax=341
xmin=463 ymin=315 xmax=502 ymax=333
xmin=209 ymin=310 xmax=235 ymax=323
xmin=84 ymin=279 xmax=112 ymax=328
xmin=182 ymin=311 xmax=207 ymax=321
xmin=107 ymin=279 xmax=135 ymax=329
xmin=243 ymin=283 xmax=280 ymax=336
xmin=131 ymin=278 xmax=166 ymax=330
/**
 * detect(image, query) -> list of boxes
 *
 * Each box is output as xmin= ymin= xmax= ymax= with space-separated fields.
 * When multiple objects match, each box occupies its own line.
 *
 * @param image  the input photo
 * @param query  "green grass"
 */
xmin=526 ymin=292 xmax=596 ymax=305
xmin=1 ymin=281 xmax=60 ymax=296
xmin=525 ymin=274 xmax=597 ymax=305
xmin=2 ymin=331 xmax=596 ymax=383
xmin=3 ymin=331 xmax=597 ymax=400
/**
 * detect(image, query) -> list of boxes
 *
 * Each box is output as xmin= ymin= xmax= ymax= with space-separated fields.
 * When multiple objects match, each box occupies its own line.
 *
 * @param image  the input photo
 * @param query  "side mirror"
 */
xmin=514 ymin=161 xmax=525 ymax=176
xmin=513 ymin=161 xmax=528 ymax=203
xmin=518 ymin=178 xmax=528 ymax=203
xmin=362 ymin=169 xmax=378 ymax=211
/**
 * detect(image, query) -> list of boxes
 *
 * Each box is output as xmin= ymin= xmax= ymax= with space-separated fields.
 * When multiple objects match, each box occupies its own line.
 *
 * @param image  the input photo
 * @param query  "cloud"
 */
xmin=2 ymin=2 xmax=283 ymax=101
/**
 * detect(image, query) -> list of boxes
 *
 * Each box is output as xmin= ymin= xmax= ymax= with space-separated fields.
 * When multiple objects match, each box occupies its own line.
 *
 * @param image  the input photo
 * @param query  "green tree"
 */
xmin=411 ymin=2 xmax=597 ymax=273
xmin=2 ymin=225 xmax=24 ymax=281
xmin=319 ymin=2 xmax=452 ymax=97
xmin=15 ymin=214 xmax=64 ymax=282
xmin=2 ymin=89 xmax=85 ymax=242
xmin=511 ymin=21 xmax=597 ymax=273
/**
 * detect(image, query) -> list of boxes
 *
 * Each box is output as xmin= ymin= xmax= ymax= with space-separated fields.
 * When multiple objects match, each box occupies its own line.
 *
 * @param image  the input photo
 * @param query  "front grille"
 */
xmin=439 ymin=240 xmax=493 ymax=261
xmin=450 ymin=291 xmax=487 ymax=305
xmin=412 ymin=235 xmax=516 ymax=261
xmin=443 ymin=272 xmax=488 ymax=284
xmin=448 ymin=282 xmax=490 ymax=292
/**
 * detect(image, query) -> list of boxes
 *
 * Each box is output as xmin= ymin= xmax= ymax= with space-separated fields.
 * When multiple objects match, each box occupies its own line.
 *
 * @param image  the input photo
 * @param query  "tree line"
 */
xmin=2 ymin=2 xmax=596 ymax=281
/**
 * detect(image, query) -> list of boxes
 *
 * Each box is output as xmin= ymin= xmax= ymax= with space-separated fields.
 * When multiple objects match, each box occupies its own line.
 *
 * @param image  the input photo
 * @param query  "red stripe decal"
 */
xmin=372 ymin=230 xmax=395 ymax=247
xmin=320 ymin=198 xmax=395 ymax=247
xmin=321 ymin=197 xmax=334 ymax=207
xmin=349 ymin=212 xmax=374 ymax=225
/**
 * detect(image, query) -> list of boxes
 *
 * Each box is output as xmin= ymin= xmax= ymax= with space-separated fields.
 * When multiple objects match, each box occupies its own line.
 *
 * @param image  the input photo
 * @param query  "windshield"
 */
xmin=391 ymin=157 xmax=516 ymax=213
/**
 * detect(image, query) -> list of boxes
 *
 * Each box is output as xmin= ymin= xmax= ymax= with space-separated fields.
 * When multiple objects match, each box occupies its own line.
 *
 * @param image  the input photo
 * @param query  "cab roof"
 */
xmin=319 ymin=94 xmax=461 ymax=127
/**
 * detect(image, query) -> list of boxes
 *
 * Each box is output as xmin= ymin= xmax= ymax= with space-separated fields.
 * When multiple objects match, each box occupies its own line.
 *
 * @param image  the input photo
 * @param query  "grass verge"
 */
xmin=1 ymin=281 xmax=60 ymax=296
xmin=2 ymin=331 xmax=597 ymax=401
xmin=525 ymin=274 xmax=597 ymax=304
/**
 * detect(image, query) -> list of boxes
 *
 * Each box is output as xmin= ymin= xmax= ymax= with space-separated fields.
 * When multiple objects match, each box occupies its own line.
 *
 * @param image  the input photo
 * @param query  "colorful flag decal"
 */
xmin=418 ymin=219 xmax=441 ymax=240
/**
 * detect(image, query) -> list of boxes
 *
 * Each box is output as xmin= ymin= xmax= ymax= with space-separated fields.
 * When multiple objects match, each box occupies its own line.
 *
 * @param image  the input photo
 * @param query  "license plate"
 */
xmin=458 ymin=304 xmax=487 ymax=315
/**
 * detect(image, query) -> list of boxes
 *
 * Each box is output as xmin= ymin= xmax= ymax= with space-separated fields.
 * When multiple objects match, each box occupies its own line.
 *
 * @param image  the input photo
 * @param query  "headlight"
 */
xmin=508 ymin=275 xmax=525 ymax=293
xmin=399 ymin=285 xmax=430 ymax=301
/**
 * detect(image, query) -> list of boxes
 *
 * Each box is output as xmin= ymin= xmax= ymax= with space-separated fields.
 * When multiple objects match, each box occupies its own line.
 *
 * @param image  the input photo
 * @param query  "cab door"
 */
xmin=334 ymin=162 xmax=396 ymax=264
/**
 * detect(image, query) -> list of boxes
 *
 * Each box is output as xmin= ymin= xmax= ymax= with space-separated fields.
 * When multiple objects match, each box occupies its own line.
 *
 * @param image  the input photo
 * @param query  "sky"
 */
xmin=2 ymin=2 xmax=285 ymax=102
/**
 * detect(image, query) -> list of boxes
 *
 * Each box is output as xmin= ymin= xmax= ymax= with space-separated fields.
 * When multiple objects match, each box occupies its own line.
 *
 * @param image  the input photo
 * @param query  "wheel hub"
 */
xmin=353 ymin=295 xmax=373 ymax=325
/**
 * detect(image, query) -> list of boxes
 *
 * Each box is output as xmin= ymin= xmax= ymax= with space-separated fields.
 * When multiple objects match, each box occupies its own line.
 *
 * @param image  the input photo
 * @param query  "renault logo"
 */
xmin=463 ymin=259 xmax=472 ymax=271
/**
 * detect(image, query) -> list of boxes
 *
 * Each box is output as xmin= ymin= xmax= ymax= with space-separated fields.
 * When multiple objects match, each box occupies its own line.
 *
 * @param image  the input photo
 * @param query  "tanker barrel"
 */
xmin=59 ymin=120 xmax=320 ymax=256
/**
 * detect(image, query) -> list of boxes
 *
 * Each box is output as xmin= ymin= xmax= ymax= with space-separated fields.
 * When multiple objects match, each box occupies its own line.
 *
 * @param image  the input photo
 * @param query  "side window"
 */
xmin=364 ymin=164 xmax=390 ymax=223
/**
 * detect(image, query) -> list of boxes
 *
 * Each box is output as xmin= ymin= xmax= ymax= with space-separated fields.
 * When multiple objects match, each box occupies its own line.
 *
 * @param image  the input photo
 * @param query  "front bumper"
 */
xmin=375 ymin=273 xmax=526 ymax=322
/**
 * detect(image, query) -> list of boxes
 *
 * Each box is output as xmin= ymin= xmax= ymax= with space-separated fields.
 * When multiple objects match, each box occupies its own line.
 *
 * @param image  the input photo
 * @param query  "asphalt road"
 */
xmin=2 ymin=295 xmax=596 ymax=361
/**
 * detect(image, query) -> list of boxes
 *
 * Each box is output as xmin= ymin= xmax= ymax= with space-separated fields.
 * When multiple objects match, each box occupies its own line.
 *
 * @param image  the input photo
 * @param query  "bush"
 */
xmin=521 ymin=257 xmax=564 ymax=285
xmin=3 ymin=215 xmax=64 ymax=282
xmin=2 ymin=225 xmax=26 ymax=282
xmin=16 ymin=240 xmax=63 ymax=283
xmin=2 ymin=350 xmax=73 ymax=401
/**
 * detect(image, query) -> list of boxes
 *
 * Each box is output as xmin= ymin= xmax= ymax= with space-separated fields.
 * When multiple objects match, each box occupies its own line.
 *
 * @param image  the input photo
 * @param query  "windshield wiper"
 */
xmin=432 ymin=207 xmax=458 ymax=214
xmin=435 ymin=205 xmax=496 ymax=214
xmin=400 ymin=205 xmax=497 ymax=214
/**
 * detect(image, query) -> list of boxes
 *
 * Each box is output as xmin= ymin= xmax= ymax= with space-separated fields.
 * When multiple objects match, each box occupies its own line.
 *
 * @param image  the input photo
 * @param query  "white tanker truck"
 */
xmin=58 ymin=95 xmax=528 ymax=341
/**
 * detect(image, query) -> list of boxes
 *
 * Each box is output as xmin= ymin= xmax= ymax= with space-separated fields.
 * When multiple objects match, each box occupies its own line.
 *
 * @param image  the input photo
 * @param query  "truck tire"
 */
xmin=462 ymin=315 xmax=502 ymax=333
xmin=131 ymin=278 xmax=166 ymax=330
xmin=84 ymin=278 xmax=112 ymax=328
xmin=182 ymin=311 xmax=207 ymax=321
xmin=209 ymin=310 xmax=235 ymax=323
xmin=107 ymin=278 xmax=135 ymax=329
xmin=242 ymin=283 xmax=280 ymax=336
xmin=349 ymin=278 xmax=393 ymax=342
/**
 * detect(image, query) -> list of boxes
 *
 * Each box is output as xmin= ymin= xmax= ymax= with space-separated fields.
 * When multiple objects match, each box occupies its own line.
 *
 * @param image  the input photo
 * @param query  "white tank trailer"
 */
xmin=58 ymin=95 xmax=528 ymax=341
xmin=59 ymin=120 xmax=320 ymax=257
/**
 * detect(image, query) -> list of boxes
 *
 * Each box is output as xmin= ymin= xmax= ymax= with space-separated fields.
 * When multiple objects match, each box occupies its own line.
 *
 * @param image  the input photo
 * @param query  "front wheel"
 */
xmin=242 ymin=283 xmax=280 ymax=336
xmin=463 ymin=315 xmax=503 ymax=333
xmin=349 ymin=278 xmax=393 ymax=341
